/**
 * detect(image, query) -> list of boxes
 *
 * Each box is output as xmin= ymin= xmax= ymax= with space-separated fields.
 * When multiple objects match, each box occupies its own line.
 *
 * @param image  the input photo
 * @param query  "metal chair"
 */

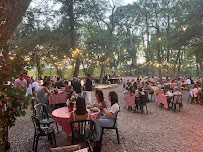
xmin=100 ymin=111 xmax=120 ymax=144
xmin=31 ymin=114 xmax=56 ymax=152
xmin=164 ymin=85 xmax=171 ymax=91
xmin=71 ymin=119 xmax=94 ymax=152
xmin=172 ymin=95 xmax=183 ymax=112
xmin=34 ymin=103 xmax=59 ymax=133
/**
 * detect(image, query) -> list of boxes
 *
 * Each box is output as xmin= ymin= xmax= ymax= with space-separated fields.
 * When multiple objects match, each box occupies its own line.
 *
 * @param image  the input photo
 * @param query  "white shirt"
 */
xmin=32 ymin=81 xmax=40 ymax=92
xmin=109 ymin=103 xmax=119 ymax=118
xmin=186 ymin=79 xmax=191 ymax=84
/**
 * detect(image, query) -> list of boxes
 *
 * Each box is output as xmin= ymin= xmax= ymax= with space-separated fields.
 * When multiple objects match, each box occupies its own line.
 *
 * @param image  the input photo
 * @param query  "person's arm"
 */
xmin=102 ymin=100 xmax=107 ymax=109
xmin=103 ymin=108 xmax=113 ymax=117
xmin=45 ymin=87 xmax=51 ymax=96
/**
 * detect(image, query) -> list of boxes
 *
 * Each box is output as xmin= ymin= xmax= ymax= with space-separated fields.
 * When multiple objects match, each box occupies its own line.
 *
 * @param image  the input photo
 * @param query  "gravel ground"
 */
xmin=8 ymin=83 xmax=203 ymax=152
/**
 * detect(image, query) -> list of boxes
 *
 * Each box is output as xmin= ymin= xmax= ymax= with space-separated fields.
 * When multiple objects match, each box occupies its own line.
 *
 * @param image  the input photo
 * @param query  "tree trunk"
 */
xmin=74 ymin=57 xmax=80 ymax=78
xmin=128 ymin=29 xmax=136 ymax=77
xmin=172 ymin=50 xmax=180 ymax=80
xmin=0 ymin=0 xmax=32 ymax=49
xmin=166 ymin=14 xmax=170 ymax=80
xmin=99 ymin=62 xmax=106 ymax=84
xmin=156 ymin=27 xmax=162 ymax=83
xmin=68 ymin=0 xmax=79 ymax=77
xmin=196 ymin=64 xmax=199 ymax=77
xmin=177 ymin=54 xmax=181 ymax=79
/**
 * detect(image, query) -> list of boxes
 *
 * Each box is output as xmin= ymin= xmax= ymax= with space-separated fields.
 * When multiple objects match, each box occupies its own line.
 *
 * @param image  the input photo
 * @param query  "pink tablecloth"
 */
xmin=49 ymin=94 xmax=67 ymax=105
xmin=52 ymin=107 xmax=101 ymax=136
xmin=164 ymin=83 xmax=177 ymax=88
xmin=74 ymin=148 xmax=88 ymax=152
xmin=156 ymin=94 xmax=169 ymax=109
xmin=126 ymin=96 xmax=135 ymax=110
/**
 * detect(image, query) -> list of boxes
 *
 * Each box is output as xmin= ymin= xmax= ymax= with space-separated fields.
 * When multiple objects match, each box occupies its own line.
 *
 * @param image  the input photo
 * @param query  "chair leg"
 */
xmin=146 ymin=105 xmax=148 ymax=114
xmin=116 ymin=128 xmax=120 ymax=144
xmin=52 ymin=132 xmax=57 ymax=148
xmin=174 ymin=104 xmax=176 ymax=112
xmin=100 ymin=128 xmax=104 ymax=143
xmin=56 ymin=122 xmax=59 ymax=133
xmin=33 ymin=134 xmax=36 ymax=150
xmin=49 ymin=134 xmax=53 ymax=146
xmin=35 ymin=136 xmax=39 ymax=152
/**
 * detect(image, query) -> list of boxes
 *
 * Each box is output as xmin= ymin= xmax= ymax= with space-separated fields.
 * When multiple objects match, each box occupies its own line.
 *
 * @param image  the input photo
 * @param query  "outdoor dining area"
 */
xmin=125 ymin=77 xmax=203 ymax=113
xmin=28 ymin=76 xmax=121 ymax=152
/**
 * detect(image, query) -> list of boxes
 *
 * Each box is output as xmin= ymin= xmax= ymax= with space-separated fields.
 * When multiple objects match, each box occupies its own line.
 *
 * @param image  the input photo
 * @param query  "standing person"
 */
xmin=71 ymin=77 xmax=82 ymax=95
xmin=15 ymin=74 xmax=27 ymax=89
xmin=85 ymin=74 xmax=93 ymax=104
xmin=32 ymin=78 xmax=40 ymax=95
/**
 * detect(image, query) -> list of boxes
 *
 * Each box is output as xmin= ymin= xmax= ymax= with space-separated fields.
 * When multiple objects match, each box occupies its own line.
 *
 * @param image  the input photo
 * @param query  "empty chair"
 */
xmin=34 ymin=103 xmax=59 ymax=132
xmin=164 ymin=85 xmax=171 ymax=91
xmin=31 ymin=114 xmax=56 ymax=152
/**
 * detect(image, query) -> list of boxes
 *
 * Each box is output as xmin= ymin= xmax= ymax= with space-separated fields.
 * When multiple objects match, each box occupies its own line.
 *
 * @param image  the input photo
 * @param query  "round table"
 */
xmin=52 ymin=107 xmax=101 ymax=136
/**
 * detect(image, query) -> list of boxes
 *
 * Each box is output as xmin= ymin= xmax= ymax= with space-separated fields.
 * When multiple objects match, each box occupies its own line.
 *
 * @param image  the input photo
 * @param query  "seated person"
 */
xmin=155 ymin=85 xmax=163 ymax=95
xmin=94 ymin=91 xmax=119 ymax=141
xmin=193 ymin=84 xmax=199 ymax=103
xmin=54 ymin=77 xmax=64 ymax=89
xmin=69 ymin=97 xmax=92 ymax=137
xmin=146 ymin=82 xmax=154 ymax=95
xmin=67 ymin=91 xmax=77 ymax=103
xmin=129 ymin=86 xmax=135 ymax=95
xmin=37 ymin=81 xmax=54 ymax=113
xmin=94 ymin=90 xmax=107 ymax=115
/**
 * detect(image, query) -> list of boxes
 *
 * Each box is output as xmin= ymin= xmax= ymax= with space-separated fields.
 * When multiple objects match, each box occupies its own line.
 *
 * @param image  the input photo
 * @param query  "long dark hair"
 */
xmin=42 ymin=81 xmax=49 ymax=87
xmin=74 ymin=96 xmax=87 ymax=115
xmin=95 ymin=89 xmax=104 ymax=103
xmin=109 ymin=91 xmax=118 ymax=106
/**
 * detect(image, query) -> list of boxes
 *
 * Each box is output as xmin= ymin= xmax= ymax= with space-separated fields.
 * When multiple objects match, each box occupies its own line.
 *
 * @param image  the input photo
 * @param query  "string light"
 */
xmin=10 ymin=57 xmax=14 ymax=60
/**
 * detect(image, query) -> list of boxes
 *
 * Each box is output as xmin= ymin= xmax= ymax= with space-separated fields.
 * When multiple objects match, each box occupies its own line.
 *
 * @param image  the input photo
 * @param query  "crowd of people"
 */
xmin=124 ymin=76 xmax=203 ymax=110
xmin=13 ymin=72 xmax=120 ymax=151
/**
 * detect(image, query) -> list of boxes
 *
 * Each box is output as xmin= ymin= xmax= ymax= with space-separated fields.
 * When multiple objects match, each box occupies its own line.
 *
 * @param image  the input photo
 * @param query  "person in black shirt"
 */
xmin=54 ymin=77 xmax=63 ymax=89
xmin=71 ymin=77 xmax=82 ymax=95
xmin=85 ymin=74 xmax=92 ymax=104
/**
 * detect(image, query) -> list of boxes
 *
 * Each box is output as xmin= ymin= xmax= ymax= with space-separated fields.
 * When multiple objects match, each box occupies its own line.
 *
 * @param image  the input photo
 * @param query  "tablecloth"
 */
xmin=164 ymin=83 xmax=177 ymax=88
xmin=156 ymin=94 xmax=169 ymax=109
xmin=49 ymin=94 xmax=67 ymax=105
xmin=52 ymin=107 xmax=101 ymax=136
xmin=126 ymin=95 xmax=135 ymax=110
xmin=74 ymin=148 xmax=88 ymax=152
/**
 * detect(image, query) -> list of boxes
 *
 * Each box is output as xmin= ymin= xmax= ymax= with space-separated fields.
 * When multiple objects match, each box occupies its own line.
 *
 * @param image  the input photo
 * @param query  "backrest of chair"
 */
xmin=173 ymin=95 xmax=182 ymax=104
xmin=34 ymin=103 xmax=49 ymax=120
xmin=31 ymin=114 xmax=42 ymax=132
xmin=71 ymin=119 xmax=94 ymax=142
xmin=164 ymin=85 xmax=170 ymax=90
xmin=112 ymin=109 xmax=120 ymax=127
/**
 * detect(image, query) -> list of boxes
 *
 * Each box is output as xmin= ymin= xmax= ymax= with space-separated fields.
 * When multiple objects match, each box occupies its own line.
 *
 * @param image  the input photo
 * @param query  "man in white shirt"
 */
xmin=32 ymin=79 xmax=40 ymax=93
xmin=186 ymin=78 xmax=191 ymax=85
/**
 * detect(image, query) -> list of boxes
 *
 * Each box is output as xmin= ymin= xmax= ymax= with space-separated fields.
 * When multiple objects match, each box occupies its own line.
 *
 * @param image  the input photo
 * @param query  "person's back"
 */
xmin=32 ymin=81 xmax=40 ymax=92
xmin=71 ymin=81 xmax=81 ymax=93
xmin=85 ymin=75 xmax=92 ymax=91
